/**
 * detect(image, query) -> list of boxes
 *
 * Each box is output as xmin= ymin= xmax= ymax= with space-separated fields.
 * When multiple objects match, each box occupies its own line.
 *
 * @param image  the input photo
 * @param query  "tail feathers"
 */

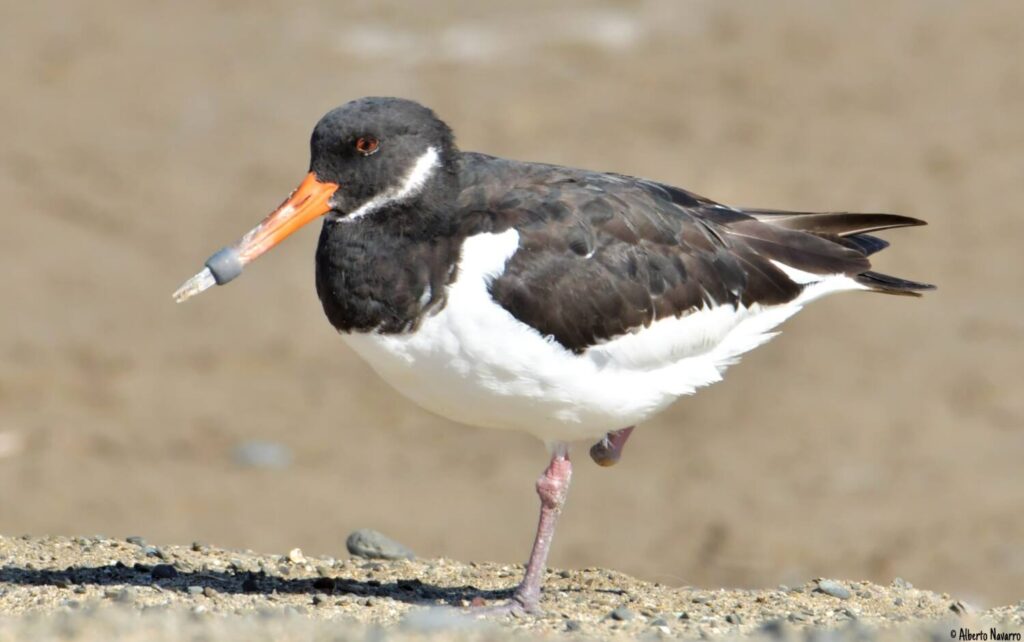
xmin=747 ymin=208 xmax=934 ymax=295
xmin=746 ymin=209 xmax=927 ymax=237
xmin=841 ymin=233 xmax=889 ymax=256
xmin=855 ymin=270 xmax=936 ymax=296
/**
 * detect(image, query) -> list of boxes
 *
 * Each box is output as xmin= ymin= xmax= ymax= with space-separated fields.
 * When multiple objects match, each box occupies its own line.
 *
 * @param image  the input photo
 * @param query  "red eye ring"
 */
xmin=355 ymin=136 xmax=380 ymax=156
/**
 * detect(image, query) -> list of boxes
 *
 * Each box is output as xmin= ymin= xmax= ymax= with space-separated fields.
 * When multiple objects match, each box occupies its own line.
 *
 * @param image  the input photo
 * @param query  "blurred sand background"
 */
xmin=1 ymin=0 xmax=1021 ymax=608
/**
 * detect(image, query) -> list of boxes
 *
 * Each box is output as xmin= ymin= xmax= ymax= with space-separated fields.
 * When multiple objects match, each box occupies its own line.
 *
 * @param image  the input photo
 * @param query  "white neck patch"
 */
xmin=345 ymin=146 xmax=440 ymax=221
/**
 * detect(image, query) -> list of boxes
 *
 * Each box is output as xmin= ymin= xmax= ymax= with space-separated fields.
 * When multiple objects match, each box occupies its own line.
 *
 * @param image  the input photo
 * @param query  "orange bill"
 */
xmin=235 ymin=172 xmax=339 ymax=263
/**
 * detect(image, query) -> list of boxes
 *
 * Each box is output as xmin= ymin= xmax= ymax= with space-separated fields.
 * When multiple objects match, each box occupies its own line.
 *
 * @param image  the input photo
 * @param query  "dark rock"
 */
xmin=759 ymin=619 xmax=788 ymax=638
xmin=346 ymin=529 xmax=414 ymax=560
xmin=566 ymin=620 xmax=582 ymax=632
xmin=126 ymin=536 xmax=146 ymax=546
xmin=151 ymin=564 xmax=178 ymax=580
xmin=610 ymin=606 xmax=635 ymax=621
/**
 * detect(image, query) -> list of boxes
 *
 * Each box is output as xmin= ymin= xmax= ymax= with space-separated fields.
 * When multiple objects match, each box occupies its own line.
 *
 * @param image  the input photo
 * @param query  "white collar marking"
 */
xmin=345 ymin=147 xmax=440 ymax=221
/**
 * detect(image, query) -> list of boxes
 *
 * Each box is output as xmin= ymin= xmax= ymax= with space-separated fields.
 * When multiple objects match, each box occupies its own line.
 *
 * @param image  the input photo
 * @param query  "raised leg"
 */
xmin=589 ymin=426 xmax=634 ymax=467
xmin=479 ymin=444 xmax=572 ymax=616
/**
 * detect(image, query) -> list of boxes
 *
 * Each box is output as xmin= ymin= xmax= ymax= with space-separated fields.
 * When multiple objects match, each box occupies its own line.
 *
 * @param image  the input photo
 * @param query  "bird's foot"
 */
xmin=470 ymin=593 xmax=541 ymax=618
xmin=589 ymin=426 xmax=635 ymax=467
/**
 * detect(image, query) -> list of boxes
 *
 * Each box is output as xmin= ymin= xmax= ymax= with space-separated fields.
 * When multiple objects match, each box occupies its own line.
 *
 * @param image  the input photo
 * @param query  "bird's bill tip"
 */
xmin=171 ymin=172 xmax=339 ymax=303
xmin=173 ymin=267 xmax=216 ymax=303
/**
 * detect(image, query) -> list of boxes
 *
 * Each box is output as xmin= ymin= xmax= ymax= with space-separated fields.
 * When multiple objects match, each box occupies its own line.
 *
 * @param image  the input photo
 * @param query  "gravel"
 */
xmin=0 ymin=534 xmax=1021 ymax=641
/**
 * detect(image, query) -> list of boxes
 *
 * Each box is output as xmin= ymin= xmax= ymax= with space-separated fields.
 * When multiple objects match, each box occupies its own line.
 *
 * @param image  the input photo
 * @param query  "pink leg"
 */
xmin=479 ymin=445 xmax=572 ymax=615
xmin=589 ymin=426 xmax=634 ymax=467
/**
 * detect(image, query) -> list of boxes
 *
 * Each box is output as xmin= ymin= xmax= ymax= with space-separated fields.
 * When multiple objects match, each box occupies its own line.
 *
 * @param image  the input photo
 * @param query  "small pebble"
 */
xmin=106 ymin=588 xmax=135 ymax=604
xmin=287 ymin=547 xmax=305 ymax=564
xmin=566 ymin=619 xmax=582 ymax=631
xmin=232 ymin=440 xmax=292 ymax=469
xmin=186 ymin=585 xmax=204 ymax=596
xmin=126 ymin=536 xmax=146 ymax=546
xmin=609 ymin=606 xmax=635 ymax=621
xmin=816 ymin=579 xmax=852 ymax=600
xmin=346 ymin=529 xmax=415 ymax=560
xmin=203 ymin=586 xmax=217 ymax=598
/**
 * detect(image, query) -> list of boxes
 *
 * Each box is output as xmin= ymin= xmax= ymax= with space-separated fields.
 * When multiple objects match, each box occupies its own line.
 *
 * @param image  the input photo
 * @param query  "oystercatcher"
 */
xmin=174 ymin=97 xmax=933 ymax=614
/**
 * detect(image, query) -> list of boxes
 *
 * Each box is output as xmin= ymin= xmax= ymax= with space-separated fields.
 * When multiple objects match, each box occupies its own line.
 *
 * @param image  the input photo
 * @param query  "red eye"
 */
xmin=355 ymin=136 xmax=379 ymax=155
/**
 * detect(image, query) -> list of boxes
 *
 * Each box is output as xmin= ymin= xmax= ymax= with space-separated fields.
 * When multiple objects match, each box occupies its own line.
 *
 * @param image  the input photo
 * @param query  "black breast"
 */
xmin=314 ymin=218 xmax=463 ymax=333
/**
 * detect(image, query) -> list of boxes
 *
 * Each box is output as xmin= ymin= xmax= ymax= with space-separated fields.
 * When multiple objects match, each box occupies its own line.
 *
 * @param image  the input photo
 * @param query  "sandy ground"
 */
xmin=1 ymin=535 xmax=1022 ymax=641
xmin=1 ymin=0 xmax=1023 ymax=622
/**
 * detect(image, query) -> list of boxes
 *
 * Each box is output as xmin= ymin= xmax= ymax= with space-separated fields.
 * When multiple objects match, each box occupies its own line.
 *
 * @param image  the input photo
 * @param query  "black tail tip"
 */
xmin=856 ymin=270 xmax=936 ymax=296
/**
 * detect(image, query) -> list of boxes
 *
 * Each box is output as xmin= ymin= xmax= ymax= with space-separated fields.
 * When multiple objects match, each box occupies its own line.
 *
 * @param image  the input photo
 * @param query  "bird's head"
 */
xmin=173 ymin=97 xmax=457 ymax=303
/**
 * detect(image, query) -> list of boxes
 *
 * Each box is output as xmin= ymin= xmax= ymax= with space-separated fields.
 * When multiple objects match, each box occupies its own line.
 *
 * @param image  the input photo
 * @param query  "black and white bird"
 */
xmin=174 ymin=97 xmax=933 ymax=614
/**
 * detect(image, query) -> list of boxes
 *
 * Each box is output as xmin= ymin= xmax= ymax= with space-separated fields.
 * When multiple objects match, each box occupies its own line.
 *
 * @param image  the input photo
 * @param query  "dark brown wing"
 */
xmin=454 ymin=153 xmax=930 ymax=353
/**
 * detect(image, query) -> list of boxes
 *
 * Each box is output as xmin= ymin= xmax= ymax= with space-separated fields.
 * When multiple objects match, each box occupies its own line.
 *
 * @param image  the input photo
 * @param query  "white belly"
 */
xmin=341 ymin=230 xmax=862 ymax=443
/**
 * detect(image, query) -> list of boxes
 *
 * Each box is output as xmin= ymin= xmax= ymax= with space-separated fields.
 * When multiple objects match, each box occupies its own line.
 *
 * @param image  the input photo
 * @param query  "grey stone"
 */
xmin=610 ymin=606 xmax=635 ymax=621
xmin=232 ymin=441 xmax=292 ymax=469
xmin=400 ymin=607 xmax=483 ymax=633
xmin=346 ymin=529 xmax=415 ymax=560
xmin=816 ymin=579 xmax=852 ymax=600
